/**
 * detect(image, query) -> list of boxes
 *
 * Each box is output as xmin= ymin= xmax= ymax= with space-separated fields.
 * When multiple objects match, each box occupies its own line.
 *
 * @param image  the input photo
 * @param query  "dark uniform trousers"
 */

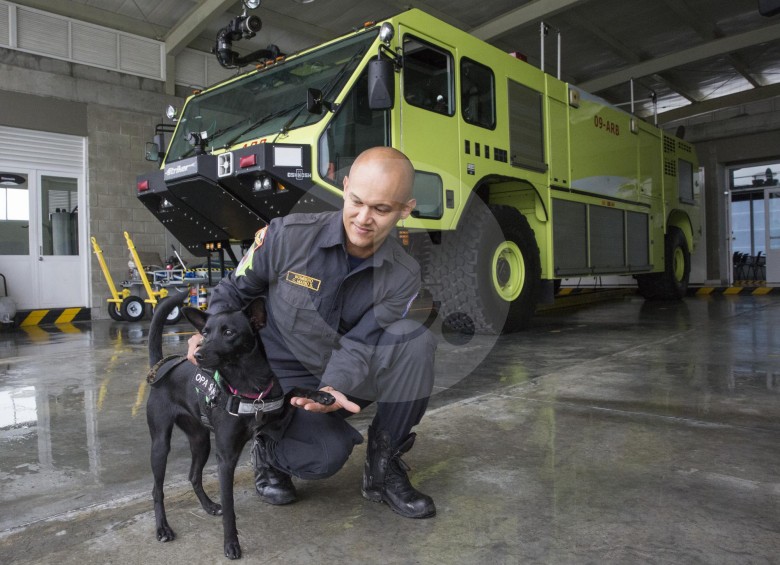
xmin=264 ymin=318 xmax=436 ymax=480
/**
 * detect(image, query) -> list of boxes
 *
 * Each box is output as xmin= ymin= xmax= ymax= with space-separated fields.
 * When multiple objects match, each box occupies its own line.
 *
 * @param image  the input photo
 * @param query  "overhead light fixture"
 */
xmin=291 ymin=0 xmax=315 ymax=3
xmin=244 ymin=0 xmax=261 ymax=9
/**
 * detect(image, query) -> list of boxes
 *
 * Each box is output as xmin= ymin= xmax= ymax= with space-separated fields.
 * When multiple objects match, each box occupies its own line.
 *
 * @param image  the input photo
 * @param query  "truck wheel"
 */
xmin=636 ymin=226 xmax=690 ymax=299
xmin=120 ymin=295 xmax=146 ymax=322
xmin=430 ymin=203 xmax=541 ymax=333
xmin=107 ymin=303 xmax=124 ymax=321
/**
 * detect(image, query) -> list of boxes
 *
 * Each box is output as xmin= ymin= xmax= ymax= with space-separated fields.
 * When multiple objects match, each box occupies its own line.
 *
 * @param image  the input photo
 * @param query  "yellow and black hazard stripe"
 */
xmin=15 ymin=308 xmax=91 ymax=327
xmin=688 ymin=286 xmax=779 ymax=296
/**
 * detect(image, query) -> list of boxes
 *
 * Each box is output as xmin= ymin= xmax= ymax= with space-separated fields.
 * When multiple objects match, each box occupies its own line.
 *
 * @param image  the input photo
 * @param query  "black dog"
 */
xmin=146 ymin=293 xmax=334 ymax=559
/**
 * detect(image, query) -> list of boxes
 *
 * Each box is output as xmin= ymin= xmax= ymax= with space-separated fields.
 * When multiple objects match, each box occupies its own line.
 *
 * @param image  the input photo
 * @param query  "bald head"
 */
xmin=348 ymin=147 xmax=415 ymax=201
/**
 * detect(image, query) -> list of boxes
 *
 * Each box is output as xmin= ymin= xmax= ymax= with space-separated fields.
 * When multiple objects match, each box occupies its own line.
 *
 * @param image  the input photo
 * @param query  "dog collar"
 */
xmin=212 ymin=371 xmax=284 ymax=417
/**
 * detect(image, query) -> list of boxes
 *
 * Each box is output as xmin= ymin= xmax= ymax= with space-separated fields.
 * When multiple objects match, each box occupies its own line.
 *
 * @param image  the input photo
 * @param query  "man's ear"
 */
xmin=246 ymin=298 xmax=267 ymax=332
xmin=182 ymin=307 xmax=209 ymax=332
xmin=400 ymin=198 xmax=417 ymax=219
xmin=342 ymin=175 xmax=349 ymax=192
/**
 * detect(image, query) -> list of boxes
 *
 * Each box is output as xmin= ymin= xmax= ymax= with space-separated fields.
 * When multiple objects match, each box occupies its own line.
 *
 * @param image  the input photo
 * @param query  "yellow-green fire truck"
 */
xmin=137 ymin=9 xmax=701 ymax=333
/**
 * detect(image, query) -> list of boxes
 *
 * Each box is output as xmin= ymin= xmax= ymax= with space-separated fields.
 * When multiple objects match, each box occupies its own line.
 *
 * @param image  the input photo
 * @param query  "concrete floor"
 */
xmin=1 ymin=294 xmax=779 ymax=564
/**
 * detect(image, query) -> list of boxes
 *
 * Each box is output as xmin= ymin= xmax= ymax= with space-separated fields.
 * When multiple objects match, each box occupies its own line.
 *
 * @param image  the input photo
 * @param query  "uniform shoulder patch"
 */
xmin=236 ymin=225 xmax=269 ymax=277
xmin=254 ymin=226 xmax=268 ymax=247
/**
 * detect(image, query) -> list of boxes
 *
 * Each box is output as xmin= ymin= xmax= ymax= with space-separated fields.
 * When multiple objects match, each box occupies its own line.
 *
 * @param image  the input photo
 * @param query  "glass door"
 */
xmin=765 ymin=187 xmax=780 ymax=283
xmin=36 ymin=173 xmax=85 ymax=308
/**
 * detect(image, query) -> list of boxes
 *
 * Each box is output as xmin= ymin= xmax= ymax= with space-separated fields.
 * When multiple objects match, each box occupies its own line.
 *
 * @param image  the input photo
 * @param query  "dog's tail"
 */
xmin=148 ymin=291 xmax=187 ymax=367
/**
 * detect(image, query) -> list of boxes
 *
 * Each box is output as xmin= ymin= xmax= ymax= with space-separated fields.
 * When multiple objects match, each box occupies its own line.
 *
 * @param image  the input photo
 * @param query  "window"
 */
xmin=678 ymin=159 xmax=694 ymax=204
xmin=507 ymin=79 xmax=545 ymax=171
xmin=318 ymin=68 xmax=389 ymax=186
xmin=460 ymin=58 xmax=495 ymax=129
xmin=41 ymin=176 xmax=79 ymax=256
xmin=411 ymin=172 xmax=443 ymax=219
xmin=0 ymin=173 xmax=30 ymax=255
xmin=403 ymin=36 xmax=454 ymax=116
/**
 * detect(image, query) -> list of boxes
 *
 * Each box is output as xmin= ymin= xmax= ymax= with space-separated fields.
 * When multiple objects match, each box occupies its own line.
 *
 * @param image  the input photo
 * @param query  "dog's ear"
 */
xmin=182 ymin=306 xmax=209 ymax=332
xmin=246 ymin=298 xmax=267 ymax=332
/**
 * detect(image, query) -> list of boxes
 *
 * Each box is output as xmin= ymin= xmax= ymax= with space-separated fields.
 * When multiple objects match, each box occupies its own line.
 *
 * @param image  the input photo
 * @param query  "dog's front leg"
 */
xmin=216 ymin=447 xmax=242 ymax=559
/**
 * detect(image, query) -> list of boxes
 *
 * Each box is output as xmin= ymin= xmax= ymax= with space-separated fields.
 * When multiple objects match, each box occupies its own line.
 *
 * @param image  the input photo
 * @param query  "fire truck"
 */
xmin=137 ymin=8 xmax=701 ymax=333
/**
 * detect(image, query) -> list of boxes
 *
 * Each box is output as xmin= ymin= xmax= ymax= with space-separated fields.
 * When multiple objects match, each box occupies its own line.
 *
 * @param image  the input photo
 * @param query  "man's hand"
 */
xmin=290 ymin=386 xmax=360 ymax=414
xmin=186 ymin=333 xmax=203 ymax=365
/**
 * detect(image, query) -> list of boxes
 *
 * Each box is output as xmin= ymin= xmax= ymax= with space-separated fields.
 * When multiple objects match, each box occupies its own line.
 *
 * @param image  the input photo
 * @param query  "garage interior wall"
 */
xmin=0 ymin=46 xmax=183 ymax=318
xmin=666 ymin=106 xmax=780 ymax=283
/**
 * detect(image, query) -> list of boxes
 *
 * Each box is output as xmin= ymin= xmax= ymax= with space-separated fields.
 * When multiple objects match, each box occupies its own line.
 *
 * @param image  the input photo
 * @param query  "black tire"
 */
xmin=636 ymin=226 xmax=690 ymax=300
xmin=429 ymin=202 xmax=541 ymax=333
xmin=107 ymin=302 xmax=124 ymax=321
xmin=161 ymin=303 xmax=183 ymax=325
xmin=120 ymin=295 xmax=146 ymax=322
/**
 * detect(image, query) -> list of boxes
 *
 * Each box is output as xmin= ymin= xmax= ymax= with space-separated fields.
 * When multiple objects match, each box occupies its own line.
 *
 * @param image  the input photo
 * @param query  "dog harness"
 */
xmin=147 ymin=355 xmax=285 ymax=424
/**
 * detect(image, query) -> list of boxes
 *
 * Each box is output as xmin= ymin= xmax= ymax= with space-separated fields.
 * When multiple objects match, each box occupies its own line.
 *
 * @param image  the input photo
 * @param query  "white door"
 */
xmin=0 ymin=169 xmax=86 ymax=309
xmin=765 ymin=187 xmax=780 ymax=283
xmin=35 ymin=172 xmax=86 ymax=308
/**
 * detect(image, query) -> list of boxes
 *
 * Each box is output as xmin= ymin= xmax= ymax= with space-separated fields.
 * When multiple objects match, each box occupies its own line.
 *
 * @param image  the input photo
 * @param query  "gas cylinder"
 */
xmin=198 ymin=285 xmax=208 ymax=310
xmin=189 ymin=286 xmax=198 ymax=307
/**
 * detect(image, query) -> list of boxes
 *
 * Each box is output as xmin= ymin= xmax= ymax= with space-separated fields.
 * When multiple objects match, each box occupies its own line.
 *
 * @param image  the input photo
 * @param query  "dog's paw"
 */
xmin=156 ymin=524 xmax=176 ymax=542
xmin=224 ymin=540 xmax=242 ymax=560
xmin=203 ymin=501 xmax=222 ymax=516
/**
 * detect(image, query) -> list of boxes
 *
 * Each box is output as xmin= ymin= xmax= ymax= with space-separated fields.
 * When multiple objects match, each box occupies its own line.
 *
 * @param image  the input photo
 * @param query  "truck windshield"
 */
xmin=165 ymin=29 xmax=378 ymax=163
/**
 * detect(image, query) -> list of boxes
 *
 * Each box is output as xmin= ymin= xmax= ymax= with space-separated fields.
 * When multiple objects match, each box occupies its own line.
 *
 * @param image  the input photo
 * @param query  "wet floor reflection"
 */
xmin=1 ymin=296 xmax=779 ymax=532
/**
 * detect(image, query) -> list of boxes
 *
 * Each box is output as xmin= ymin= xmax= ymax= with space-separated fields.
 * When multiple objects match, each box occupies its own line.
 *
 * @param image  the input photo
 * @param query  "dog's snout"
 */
xmin=194 ymin=350 xmax=203 ymax=362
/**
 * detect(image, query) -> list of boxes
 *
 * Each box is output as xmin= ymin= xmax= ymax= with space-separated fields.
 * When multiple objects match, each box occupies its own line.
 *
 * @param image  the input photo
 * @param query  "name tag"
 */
xmin=286 ymin=271 xmax=321 ymax=291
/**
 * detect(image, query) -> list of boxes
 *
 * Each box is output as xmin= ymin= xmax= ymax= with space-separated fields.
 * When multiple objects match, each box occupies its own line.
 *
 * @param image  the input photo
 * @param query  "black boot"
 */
xmin=250 ymin=436 xmax=296 ymax=505
xmin=362 ymin=426 xmax=436 ymax=519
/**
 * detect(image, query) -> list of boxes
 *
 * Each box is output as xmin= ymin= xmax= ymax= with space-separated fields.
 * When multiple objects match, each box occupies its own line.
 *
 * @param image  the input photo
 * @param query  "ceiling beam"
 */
xmin=165 ymin=0 xmax=236 ymax=57
xmin=380 ymin=0 xmax=471 ymax=31
xmin=659 ymin=0 xmax=762 ymax=89
xmin=470 ymin=0 xmax=594 ymax=41
xmin=561 ymin=11 xmax=696 ymax=102
xmin=578 ymin=21 xmax=780 ymax=93
xmin=658 ymin=82 xmax=780 ymax=124
xmin=252 ymin=6 xmax=335 ymax=43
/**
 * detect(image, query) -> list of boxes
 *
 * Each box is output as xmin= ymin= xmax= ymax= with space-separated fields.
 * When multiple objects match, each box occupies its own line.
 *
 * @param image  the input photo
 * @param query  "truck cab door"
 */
xmin=398 ymin=29 xmax=460 ymax=227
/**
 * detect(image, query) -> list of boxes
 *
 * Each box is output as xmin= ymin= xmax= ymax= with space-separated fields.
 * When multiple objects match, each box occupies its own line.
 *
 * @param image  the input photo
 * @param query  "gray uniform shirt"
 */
xmin=207 ymin=211 xmax=420 ymax=394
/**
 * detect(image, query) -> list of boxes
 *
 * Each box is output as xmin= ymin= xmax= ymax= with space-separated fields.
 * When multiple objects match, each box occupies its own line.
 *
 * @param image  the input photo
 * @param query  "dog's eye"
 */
xmin=224 ymin=329 xmax=234 ymax=337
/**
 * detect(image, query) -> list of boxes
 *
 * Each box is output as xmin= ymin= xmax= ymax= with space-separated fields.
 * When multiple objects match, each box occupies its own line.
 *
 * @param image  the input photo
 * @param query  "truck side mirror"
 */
xmin=367 ymin=58 xmax=394 ymax=110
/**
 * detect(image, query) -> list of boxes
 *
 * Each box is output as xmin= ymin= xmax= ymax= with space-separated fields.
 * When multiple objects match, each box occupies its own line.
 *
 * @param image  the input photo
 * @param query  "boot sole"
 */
xmin=361 ymin=489 xmax=436 ymax=519
xmin=256 ymin=489 xmax=297 ymax=505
